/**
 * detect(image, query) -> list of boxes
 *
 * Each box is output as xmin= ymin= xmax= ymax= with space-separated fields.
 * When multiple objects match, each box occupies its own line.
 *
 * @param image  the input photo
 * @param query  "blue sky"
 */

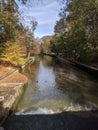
xmin=18 ymin=0 xmax=62 ymax=38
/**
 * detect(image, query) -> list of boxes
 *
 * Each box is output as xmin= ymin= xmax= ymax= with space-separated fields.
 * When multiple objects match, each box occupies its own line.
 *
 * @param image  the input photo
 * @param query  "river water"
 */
xmin=15 ymin=56 xmax=98 ymax=115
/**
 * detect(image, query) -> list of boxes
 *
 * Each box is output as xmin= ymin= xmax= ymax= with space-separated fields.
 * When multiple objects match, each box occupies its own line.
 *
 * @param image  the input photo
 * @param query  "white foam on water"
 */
xmin=64 ymin=102 xmax=98 ymax=111
xmin=64 ymin=103 xmax=83 ymax=111
xmin=15 ymin=102 xmax=98 ymax=115
xmin=15 ymin=108 xmax=55 ymax=115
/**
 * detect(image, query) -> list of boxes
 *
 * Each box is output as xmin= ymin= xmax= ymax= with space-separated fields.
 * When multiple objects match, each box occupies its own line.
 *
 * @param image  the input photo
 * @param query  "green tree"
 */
xmin=51 ymin=0 xmax=98 ymax=63
xmin=25 ymin=18 xmax=38 ymax=59
xmin=54 ymin=18 xmax=66 ymax=34
xmin=50 ymin=34 xmax=66 ymax=55
xmin=0 ymin=0 xmax=29 ymax=65
xmin=41 ymin=35 xmax=52 ymax=54
xmin=0 ymin=0 xmax=19 ymax=54
xmin=0 ymin=0 xmax=38 ymax=65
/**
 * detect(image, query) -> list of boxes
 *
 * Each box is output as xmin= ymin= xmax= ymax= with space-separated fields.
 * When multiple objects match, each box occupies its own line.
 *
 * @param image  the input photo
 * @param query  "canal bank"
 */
xmin=0 ymin=64 xmax=28 ymax=126
xmin=0 ymin=57 xmax=35 ymax=124
xmin=0 ymin=83 xmax=26 ymax=126
xmin=42 ymin=53 xmax=98 ymax=77
xmin=57 ymin=56 xmax=98 ymax=77
xmin=43 ymin=54 xmax=98 ymax=78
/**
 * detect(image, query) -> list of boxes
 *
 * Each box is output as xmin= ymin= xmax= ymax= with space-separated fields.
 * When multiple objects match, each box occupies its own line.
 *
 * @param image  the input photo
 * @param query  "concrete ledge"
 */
xmin=0 ymin=83 xmax=26 ymax=126
xmin=0 ymin=57 xmax=35 ymax=125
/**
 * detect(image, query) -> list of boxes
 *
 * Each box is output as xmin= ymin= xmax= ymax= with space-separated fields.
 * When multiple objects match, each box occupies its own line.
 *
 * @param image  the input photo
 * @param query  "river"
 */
xmin=15 ymin=56 xmax=98 ymax=115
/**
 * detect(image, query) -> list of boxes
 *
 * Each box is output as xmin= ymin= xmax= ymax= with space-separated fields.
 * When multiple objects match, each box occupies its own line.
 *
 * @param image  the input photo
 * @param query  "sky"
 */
xmin=18 ymin=0 xmax=63 ymax=38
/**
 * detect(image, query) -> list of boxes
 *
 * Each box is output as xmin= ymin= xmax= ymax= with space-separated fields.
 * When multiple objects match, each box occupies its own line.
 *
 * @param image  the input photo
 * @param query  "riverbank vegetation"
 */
xmin=42 ymin=0 xmax=98 ymax=66
xmin=0 ymin=0 xmax=39 ymax=67
xmin=41 ymin=36 xmax=53 ymax=54
xmin=1 ymin=0 xmax=98 ymax=67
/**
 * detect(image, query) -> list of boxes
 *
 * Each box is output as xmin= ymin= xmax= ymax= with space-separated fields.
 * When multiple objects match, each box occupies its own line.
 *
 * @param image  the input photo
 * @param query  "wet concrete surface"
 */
xmin=3 ymin=111 xmax=98 ymax=130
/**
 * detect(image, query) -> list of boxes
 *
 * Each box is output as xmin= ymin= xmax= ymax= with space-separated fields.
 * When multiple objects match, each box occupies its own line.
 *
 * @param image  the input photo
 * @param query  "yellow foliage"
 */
xmin=1 ymin=41 xmax=26 ymax=66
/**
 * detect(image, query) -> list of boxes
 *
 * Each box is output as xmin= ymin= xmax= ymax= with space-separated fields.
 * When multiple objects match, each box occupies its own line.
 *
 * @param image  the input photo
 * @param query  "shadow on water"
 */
xmin=3 ymin=110 xmax=98 ymax=130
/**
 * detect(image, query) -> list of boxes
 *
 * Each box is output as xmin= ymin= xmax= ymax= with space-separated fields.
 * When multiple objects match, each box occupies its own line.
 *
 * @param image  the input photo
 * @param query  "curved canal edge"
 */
xmin=43 ymin=53 xmax=98 ymax=78
xmin=57 ymin=56 xmax=98 ymax=77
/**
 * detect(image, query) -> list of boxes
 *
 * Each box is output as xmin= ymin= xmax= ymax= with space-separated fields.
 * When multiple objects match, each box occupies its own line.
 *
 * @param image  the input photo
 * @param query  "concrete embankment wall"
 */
xmin=3 ymin=84 xmax=25 ymax=110
xmin=11 ymin=84 xmax=26 ymax=110
xmin=0 ymin=57 xmax=35 ymax=126
xmin=0 ymin=83 xmax=26 ymax=126
xmin=0 ymin=61 xmax=32 ymax=126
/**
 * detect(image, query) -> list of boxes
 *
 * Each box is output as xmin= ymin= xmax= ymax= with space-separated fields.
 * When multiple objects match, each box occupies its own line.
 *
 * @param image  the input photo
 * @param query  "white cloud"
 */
xmin=19 ymin=0 xmax=63 ymax=38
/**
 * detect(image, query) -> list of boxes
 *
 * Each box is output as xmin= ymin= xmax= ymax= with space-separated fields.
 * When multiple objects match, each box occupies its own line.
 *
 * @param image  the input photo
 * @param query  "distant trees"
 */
xmin=50 ymin=0 xmax=98 ymax=64
xmin=41 ymin=36 xmax=53 ymax=54
xmin=25 ymin=19 xmax=38 ymax=59
xmin=31 ymin=38 xmax=41 ymax=55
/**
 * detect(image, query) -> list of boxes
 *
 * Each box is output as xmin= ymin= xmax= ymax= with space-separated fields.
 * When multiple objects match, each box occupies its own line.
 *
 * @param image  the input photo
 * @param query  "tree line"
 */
xmin=42 ymin=0 xmax=98 ymax=65
xmin=1 ymin=0 xmax=98 ymax=66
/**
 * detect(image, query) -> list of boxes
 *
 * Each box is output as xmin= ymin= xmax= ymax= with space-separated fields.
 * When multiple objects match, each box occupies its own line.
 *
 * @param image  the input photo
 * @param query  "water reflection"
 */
xmin=16 ymin=56 xmax=98 ymax=114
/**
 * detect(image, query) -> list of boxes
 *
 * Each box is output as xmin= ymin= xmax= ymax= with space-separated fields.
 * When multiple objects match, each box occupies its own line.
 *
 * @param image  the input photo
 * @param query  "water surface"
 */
xmin=16 ymin=56 xmax=98 ymax=114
